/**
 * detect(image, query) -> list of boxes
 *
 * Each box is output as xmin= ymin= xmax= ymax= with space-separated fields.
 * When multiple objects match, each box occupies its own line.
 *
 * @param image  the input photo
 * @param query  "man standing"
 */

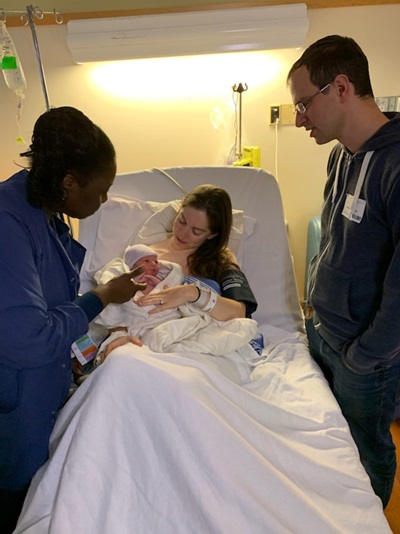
xmin=287 ymin=35 xmax=400 ymax=508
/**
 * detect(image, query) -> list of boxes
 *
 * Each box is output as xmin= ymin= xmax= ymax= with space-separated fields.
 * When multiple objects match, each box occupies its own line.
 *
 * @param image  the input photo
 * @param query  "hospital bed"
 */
xmin=14 ymin=166 xmax=390 ymax=534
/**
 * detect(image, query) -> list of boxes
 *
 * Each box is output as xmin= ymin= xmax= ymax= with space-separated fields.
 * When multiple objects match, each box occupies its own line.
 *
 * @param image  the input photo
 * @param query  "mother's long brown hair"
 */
xmin=182 ymin=184 xmax=237 ymax=282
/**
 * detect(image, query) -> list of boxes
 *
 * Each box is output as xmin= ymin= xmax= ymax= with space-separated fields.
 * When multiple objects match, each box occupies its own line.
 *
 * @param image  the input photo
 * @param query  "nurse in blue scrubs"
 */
xmin=0 ymin=106 xmax=146 ymax=533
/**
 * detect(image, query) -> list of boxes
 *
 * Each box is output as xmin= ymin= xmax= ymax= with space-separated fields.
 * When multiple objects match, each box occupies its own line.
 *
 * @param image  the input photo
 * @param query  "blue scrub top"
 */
xmin=0 ymin=170 xmax=94 ymax=490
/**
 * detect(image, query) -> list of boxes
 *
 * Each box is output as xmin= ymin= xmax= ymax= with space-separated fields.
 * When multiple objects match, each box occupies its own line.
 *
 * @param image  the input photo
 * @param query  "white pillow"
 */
xmin=83 ymin=194 xmax=255 ymax=278
xmin=84 ymin=195 xmax=153 ymax=278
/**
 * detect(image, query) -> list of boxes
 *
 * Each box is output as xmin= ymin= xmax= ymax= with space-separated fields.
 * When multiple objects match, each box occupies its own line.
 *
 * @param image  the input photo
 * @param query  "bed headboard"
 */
xmin=78 ymin=166 xmax=303 ymax=333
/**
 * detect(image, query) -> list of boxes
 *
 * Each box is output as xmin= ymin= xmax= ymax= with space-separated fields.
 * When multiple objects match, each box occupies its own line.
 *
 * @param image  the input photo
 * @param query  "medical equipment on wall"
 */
xmin=231 ymin=83 xmax=261 ymax=167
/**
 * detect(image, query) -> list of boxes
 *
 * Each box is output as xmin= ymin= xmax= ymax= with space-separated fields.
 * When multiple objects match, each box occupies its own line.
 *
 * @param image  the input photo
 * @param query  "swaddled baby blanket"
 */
xmin=94 ymin=258 xmax=257 ymax=356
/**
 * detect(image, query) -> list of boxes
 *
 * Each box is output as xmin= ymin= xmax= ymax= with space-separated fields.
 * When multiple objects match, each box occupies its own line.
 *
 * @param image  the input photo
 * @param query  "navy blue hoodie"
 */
xmin=309 ymin=112 xmax=400 ymax=373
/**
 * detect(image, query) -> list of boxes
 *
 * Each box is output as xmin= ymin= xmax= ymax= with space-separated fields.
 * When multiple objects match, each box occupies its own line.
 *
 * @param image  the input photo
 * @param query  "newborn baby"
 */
xmin=124 ymin=244 xmax=166 ymax=295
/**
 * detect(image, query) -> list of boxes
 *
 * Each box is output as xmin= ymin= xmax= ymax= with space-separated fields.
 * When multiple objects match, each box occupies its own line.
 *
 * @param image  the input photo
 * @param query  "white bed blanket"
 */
xmin=15 ymin=325 xmax=390 ymax=534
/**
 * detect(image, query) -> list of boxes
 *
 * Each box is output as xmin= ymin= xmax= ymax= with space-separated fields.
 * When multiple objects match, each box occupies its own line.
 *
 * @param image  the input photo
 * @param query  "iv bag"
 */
xmin=0 ymin=21 xmax=27 ymax=95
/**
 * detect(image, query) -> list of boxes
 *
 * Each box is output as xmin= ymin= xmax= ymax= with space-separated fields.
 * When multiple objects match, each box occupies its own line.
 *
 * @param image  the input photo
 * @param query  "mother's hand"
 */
xmin=136 ymin=284 xmax=199 ymax=314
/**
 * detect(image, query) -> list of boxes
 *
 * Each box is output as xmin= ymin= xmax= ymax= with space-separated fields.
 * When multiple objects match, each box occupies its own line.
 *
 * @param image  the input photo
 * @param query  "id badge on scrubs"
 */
xmin=71 ymin=333 xmax=98 ymax=365
xmin=342 ymin=193 xmax=366 ymax=223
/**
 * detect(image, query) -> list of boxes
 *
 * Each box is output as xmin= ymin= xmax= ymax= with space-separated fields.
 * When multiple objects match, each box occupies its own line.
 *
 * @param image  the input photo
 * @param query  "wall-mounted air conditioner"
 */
xmin=66 ymin=3 xmax=309 ymax=63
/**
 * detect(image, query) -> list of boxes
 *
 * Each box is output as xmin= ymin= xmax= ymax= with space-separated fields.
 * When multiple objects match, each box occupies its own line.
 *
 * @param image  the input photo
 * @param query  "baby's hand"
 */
xmin=95 ymin=331 xmax=143 ymax=366
xmin=103 ymin=335 xmax=142 ymax=358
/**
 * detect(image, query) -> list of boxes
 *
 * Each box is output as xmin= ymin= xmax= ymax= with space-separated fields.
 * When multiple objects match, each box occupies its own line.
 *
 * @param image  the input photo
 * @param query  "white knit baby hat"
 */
xmin=124 ymin=244 xmax=157 ymax=268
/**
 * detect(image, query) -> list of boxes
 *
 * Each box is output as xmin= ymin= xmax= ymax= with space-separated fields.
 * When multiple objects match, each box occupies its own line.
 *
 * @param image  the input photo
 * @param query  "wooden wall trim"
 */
xmin=3 ymin=0 xmax=400 ymax=27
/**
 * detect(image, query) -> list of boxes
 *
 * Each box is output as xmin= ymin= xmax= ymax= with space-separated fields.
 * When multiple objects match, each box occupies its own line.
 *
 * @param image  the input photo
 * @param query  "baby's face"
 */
xmin=133 ymin=255 xmax=159 ymax=276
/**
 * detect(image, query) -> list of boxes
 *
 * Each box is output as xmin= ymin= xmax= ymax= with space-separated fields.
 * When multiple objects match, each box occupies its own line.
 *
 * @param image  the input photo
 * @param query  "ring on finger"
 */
xmin=159 ymin=299 xmax=164 ymax=305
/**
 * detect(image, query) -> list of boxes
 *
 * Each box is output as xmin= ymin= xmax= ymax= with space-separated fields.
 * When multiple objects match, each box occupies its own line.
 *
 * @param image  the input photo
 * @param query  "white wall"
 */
xmin=1 ymin=4 xmax=400 ymax=298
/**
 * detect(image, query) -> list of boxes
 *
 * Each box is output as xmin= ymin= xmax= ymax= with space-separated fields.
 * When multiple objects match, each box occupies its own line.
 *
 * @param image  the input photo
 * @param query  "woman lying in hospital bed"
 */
xmin=91 ymin=184 xmax=259 ymax=364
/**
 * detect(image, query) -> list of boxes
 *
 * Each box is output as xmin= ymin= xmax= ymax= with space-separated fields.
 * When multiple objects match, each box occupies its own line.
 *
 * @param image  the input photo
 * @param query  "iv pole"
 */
xmin=25 ymin=5 xmax=63 ymax=110
xmin=232 ymin=82 xmax=248 ymax=159
xmin=26 ymin=5 xmax=51 ymax=110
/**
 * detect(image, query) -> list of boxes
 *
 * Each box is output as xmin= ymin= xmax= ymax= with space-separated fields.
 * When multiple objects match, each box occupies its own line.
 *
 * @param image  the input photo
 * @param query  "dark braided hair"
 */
xmin=183 ymin=184 xmax=236 ymax=282
xmin=21 ymin=106 xmax=116 ymax=210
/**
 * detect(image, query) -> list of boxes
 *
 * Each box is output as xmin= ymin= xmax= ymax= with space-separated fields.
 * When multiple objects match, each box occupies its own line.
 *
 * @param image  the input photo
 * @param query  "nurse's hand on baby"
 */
xmin=91 ymin=266 xmax=148 ymax=305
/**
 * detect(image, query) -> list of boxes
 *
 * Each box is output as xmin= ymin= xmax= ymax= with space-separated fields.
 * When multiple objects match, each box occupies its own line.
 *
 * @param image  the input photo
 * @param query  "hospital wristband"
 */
xmin=191 ymin=287 xmax=209 ymax=308
xmin=201 ymin=290 xmax=218 ymax=313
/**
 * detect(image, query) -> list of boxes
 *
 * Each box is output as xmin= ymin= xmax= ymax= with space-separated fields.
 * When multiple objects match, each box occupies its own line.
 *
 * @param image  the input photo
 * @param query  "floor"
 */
xmin=385 ymin=421 xmax=400 ymax=533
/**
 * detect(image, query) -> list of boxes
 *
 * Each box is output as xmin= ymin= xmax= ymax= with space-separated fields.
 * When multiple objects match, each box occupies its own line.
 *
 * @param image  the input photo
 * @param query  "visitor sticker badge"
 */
xmin=342 ymin=193 xmax=366 ymax=223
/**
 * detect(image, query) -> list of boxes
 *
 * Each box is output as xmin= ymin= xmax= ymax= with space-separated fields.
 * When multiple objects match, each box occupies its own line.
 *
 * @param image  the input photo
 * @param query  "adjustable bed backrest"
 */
xmin=79 ymin=166 xmax=303 ymax=332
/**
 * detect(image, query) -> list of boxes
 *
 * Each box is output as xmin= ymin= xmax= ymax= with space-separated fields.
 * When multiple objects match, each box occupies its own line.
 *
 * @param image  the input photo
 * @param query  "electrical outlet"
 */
xmin=270 ymin=104 xmax=295 ymax=125
xmin=270 ymin=105 xmax=280 ymax=124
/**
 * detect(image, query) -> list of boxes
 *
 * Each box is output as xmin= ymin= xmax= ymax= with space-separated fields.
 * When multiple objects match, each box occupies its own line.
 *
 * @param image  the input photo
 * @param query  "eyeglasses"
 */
xmin=294 ymin=82 xmax=331 ymax=115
